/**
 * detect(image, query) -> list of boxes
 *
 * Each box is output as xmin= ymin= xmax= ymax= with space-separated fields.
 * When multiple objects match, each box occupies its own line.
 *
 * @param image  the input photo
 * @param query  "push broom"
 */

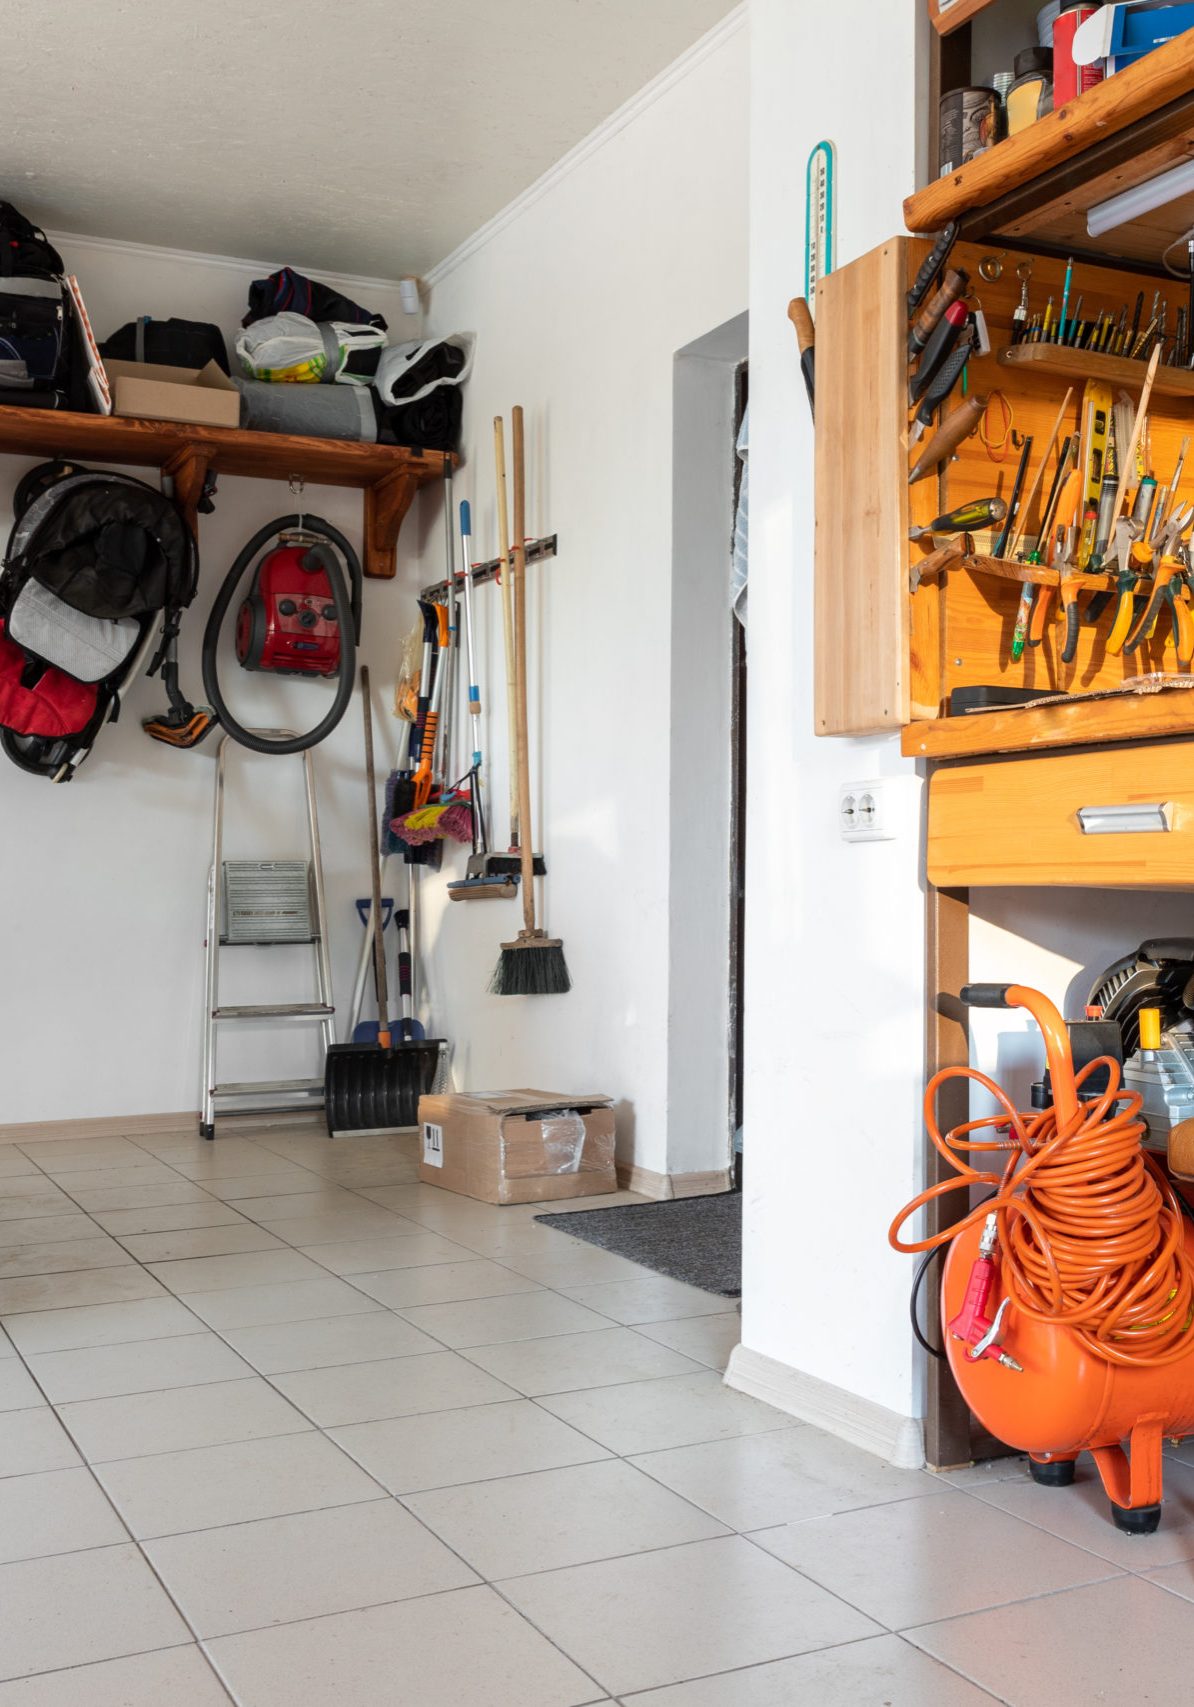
xmin=490 ymin=406 xmax=570 ymax=995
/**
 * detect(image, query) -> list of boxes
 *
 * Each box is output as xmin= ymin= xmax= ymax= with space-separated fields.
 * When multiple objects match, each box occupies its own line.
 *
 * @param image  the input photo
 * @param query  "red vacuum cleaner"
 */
xmin=201 ymin=513 xmax=362 ymax=755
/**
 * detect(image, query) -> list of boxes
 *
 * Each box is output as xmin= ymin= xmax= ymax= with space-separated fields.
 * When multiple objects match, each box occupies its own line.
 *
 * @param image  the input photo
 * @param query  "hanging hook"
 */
xmin=288 ymin=474 xmax=305 ymax=533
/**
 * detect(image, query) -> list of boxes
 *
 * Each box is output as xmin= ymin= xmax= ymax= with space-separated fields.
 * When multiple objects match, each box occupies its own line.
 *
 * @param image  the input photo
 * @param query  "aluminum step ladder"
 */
xmin=200 ymin=733 xmax=336 ymax=1139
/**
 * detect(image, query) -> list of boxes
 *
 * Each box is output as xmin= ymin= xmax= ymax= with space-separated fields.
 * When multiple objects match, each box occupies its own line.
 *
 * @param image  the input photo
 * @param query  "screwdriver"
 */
xmin=908 ymin=497 xmax=1008 ymax=540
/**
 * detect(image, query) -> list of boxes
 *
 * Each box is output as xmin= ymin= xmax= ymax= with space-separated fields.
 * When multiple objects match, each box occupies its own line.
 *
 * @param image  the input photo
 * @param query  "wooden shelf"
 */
xmin=1000 ymin=341 xmax=1194 ymax=398
xmin=906 ymin=31 xmax=1194 ymax=269
xmin=902 ymin=689 xmax=1194 ymax=760
xmin=939 ymin=552 xmax=1106 ymax=592
xmin=0 ymin=405 xmax=452 ymax=579
xmin=930 ymin=0 xmax=998 ymax=36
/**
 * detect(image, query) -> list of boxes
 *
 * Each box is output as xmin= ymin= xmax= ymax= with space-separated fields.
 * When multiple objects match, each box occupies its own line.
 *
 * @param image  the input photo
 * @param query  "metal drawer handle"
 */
xmin=1077 ymin=804 xmax=1170 ymax=835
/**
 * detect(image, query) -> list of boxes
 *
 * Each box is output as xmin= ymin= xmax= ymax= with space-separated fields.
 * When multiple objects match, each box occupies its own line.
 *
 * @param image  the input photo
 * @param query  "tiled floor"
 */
xmin=2 ymin=1128 xmax=1194 ymax=1704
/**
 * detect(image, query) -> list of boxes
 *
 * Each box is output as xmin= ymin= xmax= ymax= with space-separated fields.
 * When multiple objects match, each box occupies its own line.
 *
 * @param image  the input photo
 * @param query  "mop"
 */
xmin=449 ymin=496 xmax=518 ymax=899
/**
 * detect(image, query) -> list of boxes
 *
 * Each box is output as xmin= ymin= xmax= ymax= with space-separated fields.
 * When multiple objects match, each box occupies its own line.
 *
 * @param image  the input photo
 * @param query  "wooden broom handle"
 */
xmin=493 ymin=416 xmax=520 ymax=849
xmin=512 ymin=406 xmax=536 ymax=936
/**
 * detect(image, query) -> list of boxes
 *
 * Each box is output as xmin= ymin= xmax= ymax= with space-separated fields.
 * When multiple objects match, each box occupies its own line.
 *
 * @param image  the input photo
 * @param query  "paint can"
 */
xmin=939 ymin=87 xmax=1000 ymax=177
xmin=1053 ymin=4 xmax=1104 ymax=106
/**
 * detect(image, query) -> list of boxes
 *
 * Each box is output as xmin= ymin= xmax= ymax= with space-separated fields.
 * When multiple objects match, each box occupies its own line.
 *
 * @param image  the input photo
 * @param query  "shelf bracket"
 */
xmin=363 ymin=472 xmax=420 ymax=581
xmin=161 ymin=446 xmax=212 ymax=538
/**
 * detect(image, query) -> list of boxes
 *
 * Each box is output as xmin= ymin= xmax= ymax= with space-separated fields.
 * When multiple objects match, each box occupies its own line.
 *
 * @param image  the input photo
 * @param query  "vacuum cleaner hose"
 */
xmin=201 ymin=514 xmax=362 ymax=756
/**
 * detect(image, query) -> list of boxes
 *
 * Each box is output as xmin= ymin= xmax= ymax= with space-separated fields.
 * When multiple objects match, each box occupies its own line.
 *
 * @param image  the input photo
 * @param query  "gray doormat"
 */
xmin=536 ymin=1192 xmax=741 ymax=1295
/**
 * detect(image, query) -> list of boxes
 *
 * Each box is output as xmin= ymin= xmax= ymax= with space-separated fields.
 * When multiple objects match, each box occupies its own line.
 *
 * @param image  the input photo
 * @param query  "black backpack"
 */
xmin=0 ymin=461 xmax=198 ymax=780
xmin=0 ymin=202 xmax=69 ymax=401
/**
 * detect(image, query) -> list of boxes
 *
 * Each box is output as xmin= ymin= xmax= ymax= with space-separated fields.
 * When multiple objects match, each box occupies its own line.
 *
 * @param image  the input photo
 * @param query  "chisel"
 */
xmin=908 ymin=269 xmax=969 ymax=360
xmin=908 ymin=497 xmax=1007 ymax=540
xmin=908 ymin=394 xmax=986 ymax=485
xmin=787 ymin=297 xmax=815 ymax=420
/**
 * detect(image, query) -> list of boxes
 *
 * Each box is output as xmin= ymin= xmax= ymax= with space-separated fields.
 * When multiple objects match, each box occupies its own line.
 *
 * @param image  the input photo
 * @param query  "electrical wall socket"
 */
xmin=839 ymin=779 xmax=898 ymax=842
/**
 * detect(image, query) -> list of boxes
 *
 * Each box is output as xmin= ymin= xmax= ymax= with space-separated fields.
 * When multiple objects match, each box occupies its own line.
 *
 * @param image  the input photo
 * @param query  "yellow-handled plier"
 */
xmin=1124 ymin=504 xmax=1194 ymax=666
xmin=1107 ymin=517 xmax=1147 ymax=657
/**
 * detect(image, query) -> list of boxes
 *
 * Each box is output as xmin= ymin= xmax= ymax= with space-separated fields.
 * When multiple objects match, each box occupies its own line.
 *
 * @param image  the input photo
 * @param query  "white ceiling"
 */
xmin=6 ymin=0 xmax=738 ymax=279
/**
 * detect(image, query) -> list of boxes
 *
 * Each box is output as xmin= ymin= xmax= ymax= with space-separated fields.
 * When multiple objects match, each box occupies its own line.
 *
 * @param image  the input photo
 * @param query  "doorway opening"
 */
xmin=668 ymin=311 xmax=748 ymax=1200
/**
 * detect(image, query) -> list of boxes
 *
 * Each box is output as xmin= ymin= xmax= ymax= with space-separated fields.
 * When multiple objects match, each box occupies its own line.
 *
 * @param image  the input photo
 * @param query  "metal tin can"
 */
xmin=939 ymin=87 xmax=1000 ymax=177
xmin=1053 ymin=4 xmax=1104 ymax=106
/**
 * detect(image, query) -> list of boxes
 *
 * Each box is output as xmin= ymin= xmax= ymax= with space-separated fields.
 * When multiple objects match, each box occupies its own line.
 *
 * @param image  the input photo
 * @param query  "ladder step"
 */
xmin=212 ymin=1078 xmax=325 ymax=1099
xmin=213 ymin=1004 xmax=335 ymax=1022
xmin=218 ymin=935 xmax=320 ymax=947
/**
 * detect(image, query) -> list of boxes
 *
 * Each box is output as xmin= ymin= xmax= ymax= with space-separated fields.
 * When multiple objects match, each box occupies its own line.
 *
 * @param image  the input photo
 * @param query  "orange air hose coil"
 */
xmin=889 ymin=1057 xmax=1194 ymax=1369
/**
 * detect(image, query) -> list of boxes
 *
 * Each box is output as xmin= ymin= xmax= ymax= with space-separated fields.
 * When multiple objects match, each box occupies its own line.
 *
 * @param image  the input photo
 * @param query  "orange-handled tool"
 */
xmin=1107 ymin=518 xmax=1143 ymax=657
xmin=1028 ymin=464 xmax=1082 ymax=651
xmin=412 ymin=603 xmax=450 ymax=809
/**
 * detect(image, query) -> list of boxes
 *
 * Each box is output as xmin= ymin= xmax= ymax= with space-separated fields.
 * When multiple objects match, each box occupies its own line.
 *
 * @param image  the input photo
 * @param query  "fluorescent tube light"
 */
xmin=1077 ymin=803 xmax=1170 ymax=835
xmin=1088 ymin=159 xmax=1194 ymax=238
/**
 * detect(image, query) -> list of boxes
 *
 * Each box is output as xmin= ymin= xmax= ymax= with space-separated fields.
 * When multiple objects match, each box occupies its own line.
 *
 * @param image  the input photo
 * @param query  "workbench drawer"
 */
xmin=927 ymin=742 xmax=1194 ymax=888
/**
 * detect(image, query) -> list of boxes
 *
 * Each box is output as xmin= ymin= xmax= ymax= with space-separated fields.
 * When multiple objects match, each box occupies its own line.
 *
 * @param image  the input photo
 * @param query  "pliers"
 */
xmin=1106 ymin=517 xmax=1147 ymax=657
xmin=1124 ymin=504 xmax=1194 ymax=666
xmin=1057 ymin=525 xmax=1083 ymax=665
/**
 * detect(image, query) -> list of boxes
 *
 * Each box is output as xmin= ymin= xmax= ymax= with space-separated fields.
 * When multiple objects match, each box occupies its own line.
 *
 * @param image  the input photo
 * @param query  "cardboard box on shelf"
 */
xmin=104 ymin=358 xmax=240 ymax=428
xmin=418 ymin=1090 xmax=617 ymax=1205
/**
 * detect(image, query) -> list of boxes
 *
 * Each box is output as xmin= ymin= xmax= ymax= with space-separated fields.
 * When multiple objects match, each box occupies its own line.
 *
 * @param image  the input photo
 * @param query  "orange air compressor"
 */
xmin=891 ymin=982 xmax=1194 ymax=1535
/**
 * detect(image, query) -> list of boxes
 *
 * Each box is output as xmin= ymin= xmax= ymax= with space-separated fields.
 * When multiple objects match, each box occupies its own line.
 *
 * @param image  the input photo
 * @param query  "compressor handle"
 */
xmin=960 ymin=984 xmax=1012 ymax=1008
xmin=962 ymin=983 xmax=1079 ymax=1125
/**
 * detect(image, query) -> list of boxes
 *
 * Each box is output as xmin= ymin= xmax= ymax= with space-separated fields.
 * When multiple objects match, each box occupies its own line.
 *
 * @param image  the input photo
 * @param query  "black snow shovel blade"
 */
xmin=323 ymin=1039 xmax=443 ymax=1136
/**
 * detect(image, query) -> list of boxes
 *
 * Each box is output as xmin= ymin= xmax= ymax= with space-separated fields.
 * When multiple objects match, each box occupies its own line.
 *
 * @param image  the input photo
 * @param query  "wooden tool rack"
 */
xmin=816 ymin=25 xmax=1194 ymax=1467
xmin=0 ymin=406 xmax=452 ymax=579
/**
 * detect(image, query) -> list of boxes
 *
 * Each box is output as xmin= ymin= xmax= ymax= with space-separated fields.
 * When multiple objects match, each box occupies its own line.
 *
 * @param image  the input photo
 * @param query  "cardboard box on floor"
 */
xmin=418 ymin=1090 xmax=617 ymax=1205
xmin=104 ymin=358 xmax=240 ymax=428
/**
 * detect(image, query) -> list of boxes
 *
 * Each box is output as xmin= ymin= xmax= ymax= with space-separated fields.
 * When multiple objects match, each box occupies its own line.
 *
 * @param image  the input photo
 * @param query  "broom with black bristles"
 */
xmin=490 ymin=406 xmax=570 ymax=996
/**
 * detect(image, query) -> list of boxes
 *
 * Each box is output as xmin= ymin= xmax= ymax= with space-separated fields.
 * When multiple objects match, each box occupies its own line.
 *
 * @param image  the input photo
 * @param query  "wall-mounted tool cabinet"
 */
xmin=814 ymin=234 xmax=1194 ymax=758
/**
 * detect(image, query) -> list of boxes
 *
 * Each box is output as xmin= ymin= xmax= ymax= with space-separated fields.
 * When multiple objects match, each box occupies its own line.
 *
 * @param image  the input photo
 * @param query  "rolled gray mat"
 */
xmin=233 ymin=378 xmax=378 ymax=441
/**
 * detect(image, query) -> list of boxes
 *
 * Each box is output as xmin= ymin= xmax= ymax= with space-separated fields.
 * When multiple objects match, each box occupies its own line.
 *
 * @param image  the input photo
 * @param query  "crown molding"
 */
xmin=424 ymin=3 xmax=747 ymax=289
xmin=45 ymin=227 xmax=407 ymax=296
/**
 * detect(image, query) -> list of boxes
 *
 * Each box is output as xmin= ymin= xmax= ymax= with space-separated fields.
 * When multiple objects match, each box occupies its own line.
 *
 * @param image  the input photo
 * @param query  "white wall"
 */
xmin=1 ymin=16 xmax=749 ymax=1156
xmin=0 ymin=239 xmax=426 ymax=1125
xmin=969 ymin=890 xmax=1193 ymax=1114
xmin=734 ymin=0 xmax=930 ymax=1428
xmin=402 ymin=13 xmax=749 ymax=1179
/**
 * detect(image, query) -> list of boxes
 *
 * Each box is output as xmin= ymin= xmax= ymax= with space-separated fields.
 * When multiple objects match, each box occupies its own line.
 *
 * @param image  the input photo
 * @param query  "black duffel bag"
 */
xmin=100 ymin=315 xmax=230 ymax=375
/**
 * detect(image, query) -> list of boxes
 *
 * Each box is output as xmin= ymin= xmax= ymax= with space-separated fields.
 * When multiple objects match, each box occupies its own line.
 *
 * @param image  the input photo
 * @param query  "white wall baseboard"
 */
xmin=616 ymin=1163 xmax=733 ymax=1201
xmin=725 ymin=1344 xmax=925 ymax=1469
xmin=0 ymin=1111 xmax=199 ymax=1143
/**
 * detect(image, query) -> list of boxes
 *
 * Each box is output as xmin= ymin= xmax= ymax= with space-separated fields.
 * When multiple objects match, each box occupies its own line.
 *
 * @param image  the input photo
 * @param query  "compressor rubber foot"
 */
xmin=1030 ymin=1458 xmax=1077 ymax=1488
xmin=1111 ymin=1501 xmax=1162 ymax=1536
